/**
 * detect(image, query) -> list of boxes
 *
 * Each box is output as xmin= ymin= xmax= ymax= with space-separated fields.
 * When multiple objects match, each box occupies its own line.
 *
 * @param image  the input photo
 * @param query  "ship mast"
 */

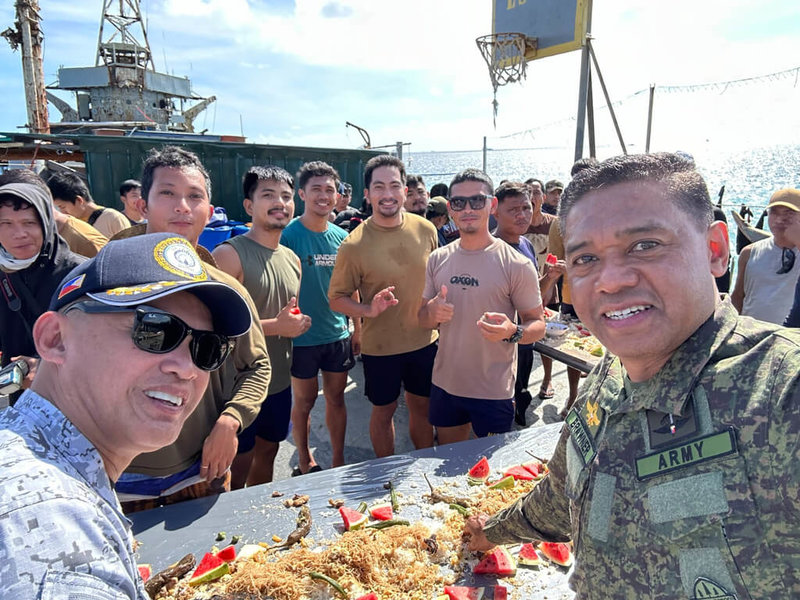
xmin=2 ymin=0 xmax=50 ymax=134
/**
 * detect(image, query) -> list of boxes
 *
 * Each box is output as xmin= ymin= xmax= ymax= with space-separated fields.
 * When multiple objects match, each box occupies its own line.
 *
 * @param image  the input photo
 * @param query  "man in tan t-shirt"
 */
xmin=329 ymin=155 xmax=439 ymax=458
xmin=47 ymin=171 xmax=130 ymax=239
xmin=419 ymin=168 xmax=545 ymax=445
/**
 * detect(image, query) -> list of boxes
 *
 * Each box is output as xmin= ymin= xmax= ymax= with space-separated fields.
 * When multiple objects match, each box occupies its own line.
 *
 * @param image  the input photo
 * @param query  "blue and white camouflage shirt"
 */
xmin=0 ymin=390 xmax=148 ymax=599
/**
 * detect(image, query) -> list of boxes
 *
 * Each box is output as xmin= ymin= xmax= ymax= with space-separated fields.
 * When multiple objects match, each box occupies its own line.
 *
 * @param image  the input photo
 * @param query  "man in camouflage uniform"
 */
xmin=466 ymin=152 xmax=800 ymax=599
xmin=0 ymin=233 xmax=252 ymax=599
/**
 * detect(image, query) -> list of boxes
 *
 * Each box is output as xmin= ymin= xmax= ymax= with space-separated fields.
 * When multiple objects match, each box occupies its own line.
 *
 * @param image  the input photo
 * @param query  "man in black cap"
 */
xmin=0 ymin=182 xmax=85 ymax=404
xmin=0 ymin=233 xmax=251 ymax=600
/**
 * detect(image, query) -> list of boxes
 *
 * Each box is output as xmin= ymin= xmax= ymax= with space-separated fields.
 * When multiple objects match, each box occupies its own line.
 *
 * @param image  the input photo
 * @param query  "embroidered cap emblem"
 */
xmin=153 ymin=238 xmax=207 ymax=281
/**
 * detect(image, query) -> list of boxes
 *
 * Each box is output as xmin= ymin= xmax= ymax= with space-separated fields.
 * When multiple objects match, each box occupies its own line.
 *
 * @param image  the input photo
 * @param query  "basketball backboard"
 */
xmin=492 ymin=0 xmax=591 ymax=62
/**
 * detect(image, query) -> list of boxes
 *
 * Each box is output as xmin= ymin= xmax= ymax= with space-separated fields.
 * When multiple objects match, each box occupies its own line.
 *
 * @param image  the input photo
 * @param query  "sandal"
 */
xmin=538 ymin=385 xmax=555 ymax=400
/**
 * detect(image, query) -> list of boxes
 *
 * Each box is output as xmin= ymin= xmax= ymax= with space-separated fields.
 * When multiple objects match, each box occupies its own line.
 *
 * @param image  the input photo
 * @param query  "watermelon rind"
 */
xmin=473 ymin=546 xmax=517 ymax=577
xmin=188 ymin=561 xmax=229 ymax=586
xmin=339 ymin=506 xmax=368 ymax=531
xmin=487 ymin=475 xmax=515 ymax=490
xmin=539 ymin=542 xmax=574 ymax=567
xmin=517 ymin=543 xmax=542 ymax=567
xmin=368 ymin=502 xmax=393 ymax=521
xmin=467 ymin=475 xmax=488 ymax=486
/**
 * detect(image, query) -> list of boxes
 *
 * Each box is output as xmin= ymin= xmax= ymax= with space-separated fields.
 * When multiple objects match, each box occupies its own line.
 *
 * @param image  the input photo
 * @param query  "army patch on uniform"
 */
xmin=566 ymin=408 xmax=597 ymax=466
xmin=691 ymin=576 xmax=737 ymax=599
xmin=154 ymin=237 xmax=207 ymax=281
xmin=635 ymin=428 xmax=738 ymax=480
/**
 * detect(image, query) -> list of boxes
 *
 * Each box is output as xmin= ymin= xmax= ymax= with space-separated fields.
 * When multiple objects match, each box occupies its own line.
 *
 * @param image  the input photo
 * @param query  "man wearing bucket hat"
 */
xmin=0 ymin=232 xmax=251 ymax=600
xmin=732 ymin=188 xmax=800 ymax=324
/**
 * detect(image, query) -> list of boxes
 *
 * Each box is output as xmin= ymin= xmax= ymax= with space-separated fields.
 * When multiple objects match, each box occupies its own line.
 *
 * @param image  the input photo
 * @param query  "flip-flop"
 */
xmin=291 ymin=465 xmax=323 ymax=477
xmin=538 ymin=385 xmax=555 ymax=400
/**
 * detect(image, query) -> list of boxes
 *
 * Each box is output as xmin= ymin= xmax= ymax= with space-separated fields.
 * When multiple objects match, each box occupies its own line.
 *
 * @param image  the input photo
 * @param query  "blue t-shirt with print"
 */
xmin=280 ymin=217 xmax=350 ymax=346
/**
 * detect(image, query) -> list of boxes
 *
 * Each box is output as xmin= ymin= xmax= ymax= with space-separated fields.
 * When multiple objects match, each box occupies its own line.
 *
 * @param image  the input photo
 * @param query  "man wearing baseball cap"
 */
xmin=732 ymin=188 xmax=800 ymax=324
xmin=0 ymin=233 xmax=251 ymax=600
xmin=542 ymin=179 xmax=564 ymax=215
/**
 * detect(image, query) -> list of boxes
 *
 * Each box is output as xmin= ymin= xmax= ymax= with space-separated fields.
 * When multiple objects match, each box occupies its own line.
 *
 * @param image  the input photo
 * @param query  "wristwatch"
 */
xmin=503 ymin=325 xmax=524 ymax=343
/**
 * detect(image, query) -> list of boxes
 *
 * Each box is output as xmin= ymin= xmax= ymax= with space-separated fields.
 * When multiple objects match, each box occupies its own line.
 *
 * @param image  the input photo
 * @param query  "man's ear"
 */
xmin=707 ymin=221 xmax=730 ymax=278
xmin=32 ymin=311 xmax=68 ymax=365
xmin=243 ymin=198 xmax=254 ymax=218
xmin=136 ymin=196 xmax=149 ymax=218
xmin=205 ymin=204 xmax=213 ymax=225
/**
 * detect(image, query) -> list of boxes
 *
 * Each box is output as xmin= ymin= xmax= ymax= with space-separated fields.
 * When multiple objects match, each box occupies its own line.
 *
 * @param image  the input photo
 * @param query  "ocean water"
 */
xmin=406 ymin=143 xmax=800 ymax=250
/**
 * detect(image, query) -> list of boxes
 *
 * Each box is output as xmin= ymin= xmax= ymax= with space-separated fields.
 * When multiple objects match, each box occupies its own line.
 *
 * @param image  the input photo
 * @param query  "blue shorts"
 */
xmin=361 ymin=342 xmax=437 ymax=406
xmin=428 ymin=384 xmax=514 ymax=437
xmin=237 ymin=386 xmax=292 ymax=450
xmin=291 ymin=338 xmax=354 ymax=379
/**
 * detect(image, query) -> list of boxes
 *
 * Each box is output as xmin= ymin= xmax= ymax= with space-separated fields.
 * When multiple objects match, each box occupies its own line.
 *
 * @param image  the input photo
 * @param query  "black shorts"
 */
xmin=237 ymin=386 xmax=292 ymax=450
xmin=361 ymin=342 xmax=437 ymax=406
xmin=291 ymin=338 xmax=354 ymax=379
xmin=429 ymin=384 xmax=514 ymax=437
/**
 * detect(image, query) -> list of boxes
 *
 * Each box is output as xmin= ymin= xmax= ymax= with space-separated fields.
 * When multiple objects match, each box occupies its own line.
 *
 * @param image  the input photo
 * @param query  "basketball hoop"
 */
xmin=476 ymin=32 xmax=535 ymax=125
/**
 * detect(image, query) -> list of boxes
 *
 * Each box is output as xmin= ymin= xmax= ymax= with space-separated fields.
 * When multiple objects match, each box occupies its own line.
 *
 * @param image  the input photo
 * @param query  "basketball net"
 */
xmin=476 ymin=32 xmax=531 ymax=126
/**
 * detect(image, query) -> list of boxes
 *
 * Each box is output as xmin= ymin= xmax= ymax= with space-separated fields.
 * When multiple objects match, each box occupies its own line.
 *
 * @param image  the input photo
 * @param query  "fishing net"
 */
xmin=475 ymin=32 xmax=535 ymax=126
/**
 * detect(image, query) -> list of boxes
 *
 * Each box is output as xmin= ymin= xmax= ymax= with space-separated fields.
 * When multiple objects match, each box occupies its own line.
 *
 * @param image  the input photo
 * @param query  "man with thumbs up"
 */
xmin=420 ymin=169 xmax=546 ymax=444
xmin=213 ymin=166 xmax=308 ymax=486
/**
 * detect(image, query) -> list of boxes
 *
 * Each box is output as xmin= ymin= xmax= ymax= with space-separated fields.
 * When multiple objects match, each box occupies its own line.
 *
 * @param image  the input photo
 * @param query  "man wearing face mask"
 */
xmin=0 ymin=182 xmax=84 ymax=404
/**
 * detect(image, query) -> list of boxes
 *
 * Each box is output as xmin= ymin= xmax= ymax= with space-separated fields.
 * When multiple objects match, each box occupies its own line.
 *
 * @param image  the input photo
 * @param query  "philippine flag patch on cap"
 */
xmin=57 ymin=274 xmax=86 ymax=300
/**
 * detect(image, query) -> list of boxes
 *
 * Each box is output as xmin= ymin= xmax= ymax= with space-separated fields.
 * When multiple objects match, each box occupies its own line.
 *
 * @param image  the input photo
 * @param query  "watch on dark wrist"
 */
xmin=504 ymin=324 xmax=524 ymax=343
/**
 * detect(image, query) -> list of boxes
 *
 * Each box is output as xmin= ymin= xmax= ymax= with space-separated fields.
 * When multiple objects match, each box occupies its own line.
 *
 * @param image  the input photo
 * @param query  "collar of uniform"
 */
xmin=604 ymin=299 xmax=739 ymax=416
xmin=13 ymin=390 xmax=120 ymax=511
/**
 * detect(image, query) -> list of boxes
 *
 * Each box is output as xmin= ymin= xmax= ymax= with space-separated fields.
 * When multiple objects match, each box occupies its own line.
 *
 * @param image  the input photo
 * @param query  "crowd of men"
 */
xmin=1 ymin=147 xmax=800 ymax=598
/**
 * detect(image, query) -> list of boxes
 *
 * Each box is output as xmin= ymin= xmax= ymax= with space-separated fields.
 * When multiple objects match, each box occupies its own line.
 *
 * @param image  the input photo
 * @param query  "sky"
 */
xmin=1 ymin=0 xmax=799 ymax=154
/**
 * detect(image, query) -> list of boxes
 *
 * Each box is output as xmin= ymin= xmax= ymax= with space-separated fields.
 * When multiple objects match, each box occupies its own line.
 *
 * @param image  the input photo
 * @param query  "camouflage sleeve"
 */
xmin=768 ymin=338 xmax=800 ymax=514
xmin=483 ymin=425 xmax=573 ymax=545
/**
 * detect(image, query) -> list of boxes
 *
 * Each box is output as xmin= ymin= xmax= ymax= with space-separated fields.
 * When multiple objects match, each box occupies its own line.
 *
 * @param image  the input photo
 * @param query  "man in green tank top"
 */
xmin=213 ymin=166 xmax=309 ymax=487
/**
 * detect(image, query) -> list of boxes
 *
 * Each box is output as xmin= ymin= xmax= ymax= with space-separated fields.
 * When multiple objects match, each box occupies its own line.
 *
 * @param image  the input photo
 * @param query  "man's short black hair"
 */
xmin=140 ymin=146 xmax=212 ymax=204
xmin=364 ymin=155 xmax=406 ymax=189
xmin=560 ymin=152 xmax=713 ymax=237
xmin=570 ymin=157 xmax=600 ymax=177
xmin=429 ymin=182 xmax=448 ymax=199
xmin=406 ymin=174 xmax=425 ymax=188
xmin=119 ymin=179 xmax=141 ymax=196
xmin=449 ymin=168 xmax=493 ymax=198
xmin=47 ymin=171 xmax=92 ymax=204
xmin=495 ymin=181 xmax=530 ymax=204
xmin=243 ymin=166 xmax=294 ymax=199
xmin=296 ymin=161 xmax=340 ymax=192
xmin=0 ymin=169 xmax=51 ymax=197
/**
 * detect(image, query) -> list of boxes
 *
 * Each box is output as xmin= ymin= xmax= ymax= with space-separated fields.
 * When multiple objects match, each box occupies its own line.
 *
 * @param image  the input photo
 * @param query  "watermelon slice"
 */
xmin=502 ymin=465 xmax=535 ymax=481
xmin=487 ymin=475 xmax=515 ymax=490
xmin=354 ymin=594 xmax=378 ymax=600
xmin=339 ymin=506 xmax=368 ymax=531
xmin=368 ymin=502 xmax=393 ymax=521
xmin=191 ymin=552 xmax=224 ymax=579
xmin=443 ymin=586 xmax=507 ymax=600
xmin=521 ymin=461 xmax=548 ymax=480
xmin=473 ymin=546 xmax=516 ymax=577
xmin=137 ymin=564 xmax=151 ymax=582
xmin=215 ymin=545 xmax=236 ymax=562
xmin=188 ymin=561 xmax=229 ymax=586
xmin=517 ymin=543 xmax=542 ymax=567
xmin=539 ymin=541 xmax=573 ymax=567
xmin=467 ymin=456 xmax=490 ymax=486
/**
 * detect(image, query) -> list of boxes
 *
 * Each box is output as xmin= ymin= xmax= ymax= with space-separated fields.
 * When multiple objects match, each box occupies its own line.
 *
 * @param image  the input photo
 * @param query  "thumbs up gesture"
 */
xmin=276 ymin=297 xmax=312 ymax=338
xmin=428 ymin=284 xmax=454 ymax=325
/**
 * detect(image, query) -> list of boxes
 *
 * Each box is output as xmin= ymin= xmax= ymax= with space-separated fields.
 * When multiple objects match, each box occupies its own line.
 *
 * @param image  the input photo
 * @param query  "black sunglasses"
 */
xmin=777 ymin=247 xmax=796 ymax=274
xmin=449 ymin=194 xmax=490 ymax=211
xmin=65 ymin=301 xmax=234 ymax=371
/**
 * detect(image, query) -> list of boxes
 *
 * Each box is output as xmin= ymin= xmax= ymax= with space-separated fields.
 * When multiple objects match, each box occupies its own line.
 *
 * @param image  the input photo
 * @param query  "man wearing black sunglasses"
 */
xmin=732 ymin=188 xmax=800 ymax=324
xmin=111 ymin=146 xmax=271 ymax=512
xmin=419 ymin=169 xmax=545 ymax=445
xmin=0 ymin=233 xmax=251 ymax=600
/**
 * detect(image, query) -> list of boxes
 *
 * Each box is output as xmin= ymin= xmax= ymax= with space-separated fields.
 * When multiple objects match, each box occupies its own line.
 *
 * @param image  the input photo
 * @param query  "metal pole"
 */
xmin=645 ymin=84 xmax=655 ymax=153
xmin=587 ymin=39 xmax=626 ymax=155
xmin=587 ymin=70 xmax=596 ymax=158
xmin=482 ymin=136 xmax=487 ymax=172
xmin=573 ymin=0 xmax=593 ymax=162
xmin=396 ymin=142 xmax=403 ymax=160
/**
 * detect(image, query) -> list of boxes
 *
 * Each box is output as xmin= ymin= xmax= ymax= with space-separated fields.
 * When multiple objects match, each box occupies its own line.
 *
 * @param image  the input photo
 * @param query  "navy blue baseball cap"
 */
xmin=50 ymin=233 xmax=251 ymax=337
